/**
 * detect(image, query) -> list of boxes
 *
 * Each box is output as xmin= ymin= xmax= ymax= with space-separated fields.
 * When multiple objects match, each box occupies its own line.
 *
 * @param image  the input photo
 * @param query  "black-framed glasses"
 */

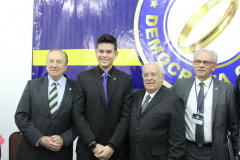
xmin=193 ymin=60 xmax=215 ymax=66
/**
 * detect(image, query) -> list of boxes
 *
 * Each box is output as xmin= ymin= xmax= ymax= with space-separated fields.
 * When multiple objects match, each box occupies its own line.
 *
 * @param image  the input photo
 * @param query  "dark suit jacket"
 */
xmin=72 ymin=67 xmax=133 ymax=158
xmin=129 ymin=86 xmax=186 ymax=160
xmin=170 ymin=77 xmax=239 ymax=160
xmin=235 ymin=74 xmax=240 ymax=111
xmin=15 ymin=75 xmax=77 ymax=160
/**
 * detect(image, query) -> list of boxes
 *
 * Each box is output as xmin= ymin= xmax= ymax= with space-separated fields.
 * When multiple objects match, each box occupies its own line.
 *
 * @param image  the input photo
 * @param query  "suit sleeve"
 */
xmin=60 ymin=124 xmax=78 ymax=147
xmin=108 ymin=76 xmax=133 ymax=149
xmin=168 ymin=96 xmax=186 ymax=160
xmin=228 ymin=85 xmax=239 ymax=157
xmin=235 ymin=76 xmax=240 ymax=112
xmin=169 ymin=79 xmax=179 ymax=93
xmin=15 ymin=81 xmax=44 ymax=147
xmin=72 ymin=75 xmax=96 ymax=146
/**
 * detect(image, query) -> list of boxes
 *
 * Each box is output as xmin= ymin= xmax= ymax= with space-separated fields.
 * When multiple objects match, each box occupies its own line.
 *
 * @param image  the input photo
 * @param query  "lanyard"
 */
xmin=194 ymin=79 xmax=212 ymax=113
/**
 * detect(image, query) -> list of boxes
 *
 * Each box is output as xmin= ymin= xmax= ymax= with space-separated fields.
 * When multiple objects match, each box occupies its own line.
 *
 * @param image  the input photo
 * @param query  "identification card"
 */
xmin=191 ymin=113 xmax=204 ymax=125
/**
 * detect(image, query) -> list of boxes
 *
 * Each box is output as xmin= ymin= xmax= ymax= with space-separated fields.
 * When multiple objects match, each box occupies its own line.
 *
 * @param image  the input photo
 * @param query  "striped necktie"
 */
xmin=49 ymin=82 xmax=58 ymax=116
xmin=141 ymin=95 xmax=151 ymax=114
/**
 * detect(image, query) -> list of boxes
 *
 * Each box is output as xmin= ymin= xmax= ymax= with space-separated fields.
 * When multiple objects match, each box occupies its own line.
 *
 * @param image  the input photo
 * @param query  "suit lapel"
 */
xmin=92 ymin=67 xmax=106 ymax=106
xmin=141 ymin=86 xmax=165 ymax=116
xmin=212 ymin=78 xmax=219 ymax=124
xmin=137 ymin=90 xmax=145 ymax=119
xmin=40 ymin=76 xmax=52 ymax=118
xmin=183 ymin=77 xmax=195 ymax=109
xmin=107 ymin=68 xmax=119 ymax=107
xmin=54 ymin=78 xmax=73 ymax=117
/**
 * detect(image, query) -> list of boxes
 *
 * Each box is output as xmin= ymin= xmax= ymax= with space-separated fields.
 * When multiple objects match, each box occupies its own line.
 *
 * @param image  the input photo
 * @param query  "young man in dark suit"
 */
xmin=73 ymin=34 xmax=133 ymax=160
xmin=15 ymin=49 xmax=77 ymax=160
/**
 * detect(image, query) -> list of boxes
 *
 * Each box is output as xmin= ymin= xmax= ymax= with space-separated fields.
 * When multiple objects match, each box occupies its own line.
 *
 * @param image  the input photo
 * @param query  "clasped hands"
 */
xmin=92 ymin=144 xmax=114 ymax=160
xmin=39 ymin=135 xmax=64 ymax=152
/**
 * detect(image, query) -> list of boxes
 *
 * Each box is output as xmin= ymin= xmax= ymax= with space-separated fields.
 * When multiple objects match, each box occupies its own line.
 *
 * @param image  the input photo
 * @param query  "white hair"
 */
xmin=142 ymin=62 xmax=165 ymax=75
xmin=193 ymin=48 xmax=218 ymax=63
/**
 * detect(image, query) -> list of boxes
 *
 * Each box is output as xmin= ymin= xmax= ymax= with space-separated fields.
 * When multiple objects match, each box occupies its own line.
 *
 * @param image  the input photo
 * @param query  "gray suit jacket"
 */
xmin=129 ymin=86 xmax=186 ymax=160
xmin=170 ymin=77 xmax=239 ymax=160
xmin=15 ymin=75 xmax=78 ymax=160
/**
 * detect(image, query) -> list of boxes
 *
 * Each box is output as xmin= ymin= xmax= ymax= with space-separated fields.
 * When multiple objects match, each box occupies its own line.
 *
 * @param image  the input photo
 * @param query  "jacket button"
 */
xmin=136 ymin=128 xmax=139 ymax=131
xmin=136 ymin=140 xmax=139 ymax=143
xmin=103 ymin=125 xmax=105 ymax=128
xmin=52 ymin=119 xmax=54 ymax=121
xmin=104 ymin=109 xmax=106 ymax=113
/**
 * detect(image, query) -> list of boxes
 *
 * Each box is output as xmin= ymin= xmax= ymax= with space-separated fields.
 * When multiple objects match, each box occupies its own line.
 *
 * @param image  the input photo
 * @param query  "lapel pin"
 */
xmin=215 ymin=88 xmax=218 ymax=90
xmin=114 ymin=78 xmax=116 ymax=80
xmin=69 ymin=88 xmax=72 ymax=90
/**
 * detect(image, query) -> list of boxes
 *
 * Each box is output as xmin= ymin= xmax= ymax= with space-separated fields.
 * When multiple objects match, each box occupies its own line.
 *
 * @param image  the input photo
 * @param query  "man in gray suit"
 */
xmin=129 ymin=62 xmax=185 ymax=160
xmin=15 ymin=49 xmax=77 ymax=160
xmin=170 ymin=49 xmax=239 ymax=160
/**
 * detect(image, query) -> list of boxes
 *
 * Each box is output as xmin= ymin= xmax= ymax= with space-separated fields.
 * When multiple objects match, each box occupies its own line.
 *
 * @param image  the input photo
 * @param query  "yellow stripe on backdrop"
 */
xmin=33 ymin=49 xmax=142 ymax=66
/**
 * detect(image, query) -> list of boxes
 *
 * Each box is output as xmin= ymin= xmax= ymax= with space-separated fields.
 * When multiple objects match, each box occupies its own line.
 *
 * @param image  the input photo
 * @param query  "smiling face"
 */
xmin=143 ymin=63 xmax=165 ymax=94
xmin=96 ymin=43 xmax=118 ymax=72
xmin=192 ymin=50 xmax=217 ymax=81
xmin=46 ymin=50 xmax=68 ymax=81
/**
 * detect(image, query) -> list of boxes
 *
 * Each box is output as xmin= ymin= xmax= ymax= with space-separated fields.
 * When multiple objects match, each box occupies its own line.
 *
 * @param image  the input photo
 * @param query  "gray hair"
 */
xmin=46 ymin=48 xmax=68 ymax=64
xmin=193 ymin=49 xmax=218 ymax=63
xmin=143 ymin=62 xmax=165 ymax=76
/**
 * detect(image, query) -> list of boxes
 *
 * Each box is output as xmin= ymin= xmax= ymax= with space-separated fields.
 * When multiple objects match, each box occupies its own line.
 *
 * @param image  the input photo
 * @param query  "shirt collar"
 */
xmin=98 ymin=65 xmax=114 ymax=77
xmin=48 ymin=75 xmax=66 ymax=87
xmin=144 ymin=88 xmax=160 ymax=100
xmin=195 ymin=76 xmax=212 ymax=87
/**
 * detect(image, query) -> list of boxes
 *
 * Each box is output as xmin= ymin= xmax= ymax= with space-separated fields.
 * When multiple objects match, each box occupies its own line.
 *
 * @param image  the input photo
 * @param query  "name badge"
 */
xmin=191 ymin=113 xmax=204 ymax=125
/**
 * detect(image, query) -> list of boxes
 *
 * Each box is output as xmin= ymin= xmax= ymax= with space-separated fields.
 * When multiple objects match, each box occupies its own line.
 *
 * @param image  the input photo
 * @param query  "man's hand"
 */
xmin=92 ymin=143 xmax=104 ymax=154
xmin=39 ymin=136 xmax=61 ymax=151
xmin=51 ymin=135 xmax=64 ymax=147
xmin=95 ymin=146 xmax=114 ymax=160
xmin=235 ymin=156 xmax=238 ymax=160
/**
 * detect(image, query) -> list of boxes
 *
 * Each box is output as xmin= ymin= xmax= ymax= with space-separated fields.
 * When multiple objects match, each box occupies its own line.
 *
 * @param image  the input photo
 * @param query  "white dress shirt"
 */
xmin=142 ymin=89 xmax=160 ymax=105
xmin=185 ymin=77 xmax=213 ymax=142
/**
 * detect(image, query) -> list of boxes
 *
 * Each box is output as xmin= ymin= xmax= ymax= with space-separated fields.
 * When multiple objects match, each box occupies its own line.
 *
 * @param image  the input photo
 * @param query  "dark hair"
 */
xmin=46 ymin=48 xmax=68 ymax=64
xmin=97 ymin=34 xmax=117 ymax=51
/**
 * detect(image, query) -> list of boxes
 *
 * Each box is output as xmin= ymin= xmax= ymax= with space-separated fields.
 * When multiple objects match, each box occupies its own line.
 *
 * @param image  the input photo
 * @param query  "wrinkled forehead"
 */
xmin=143 ymin=63 xmax=160 ymax=73
xmin=142 ymin=71 xmax=158 ymax=74
xmin=195 ymin=51 xmax=214 ymax=61
xmin=47 ymin=51 xmax=66 ymax=61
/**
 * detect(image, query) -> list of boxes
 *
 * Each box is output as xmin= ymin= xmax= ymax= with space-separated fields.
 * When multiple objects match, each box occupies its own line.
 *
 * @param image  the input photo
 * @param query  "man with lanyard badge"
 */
xmin=170 ymin=49 xmax=239 ymax=160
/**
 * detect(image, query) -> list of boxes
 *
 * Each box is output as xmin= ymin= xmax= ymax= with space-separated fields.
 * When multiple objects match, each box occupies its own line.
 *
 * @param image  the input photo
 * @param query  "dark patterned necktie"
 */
xmin=195 ymin=82 xmax=205 ymax=147
xmin=141 ymin=95 xmax=151 ymax=114
xmin=49 ymin=82 xmax=58 ymax=115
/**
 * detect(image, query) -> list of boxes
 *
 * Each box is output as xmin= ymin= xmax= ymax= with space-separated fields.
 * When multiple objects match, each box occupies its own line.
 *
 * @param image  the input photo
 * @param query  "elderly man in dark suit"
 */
xmin=73 ymin=34 xmax=132 ymax=160
xmin=171 ymin=49 xmax=239 ymax=160
xmin=129 ymin=62 xmax=186 ymax=160
xmin=15 ymin=49 xmax=77 ymax=160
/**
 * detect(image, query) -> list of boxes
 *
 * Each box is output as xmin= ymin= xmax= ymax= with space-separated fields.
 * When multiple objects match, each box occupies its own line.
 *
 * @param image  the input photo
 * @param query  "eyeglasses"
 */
xmin=142 ymin=71 xmax=159 ymax=78
xmin=193 ymin=60 xmax=215 ymax=66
